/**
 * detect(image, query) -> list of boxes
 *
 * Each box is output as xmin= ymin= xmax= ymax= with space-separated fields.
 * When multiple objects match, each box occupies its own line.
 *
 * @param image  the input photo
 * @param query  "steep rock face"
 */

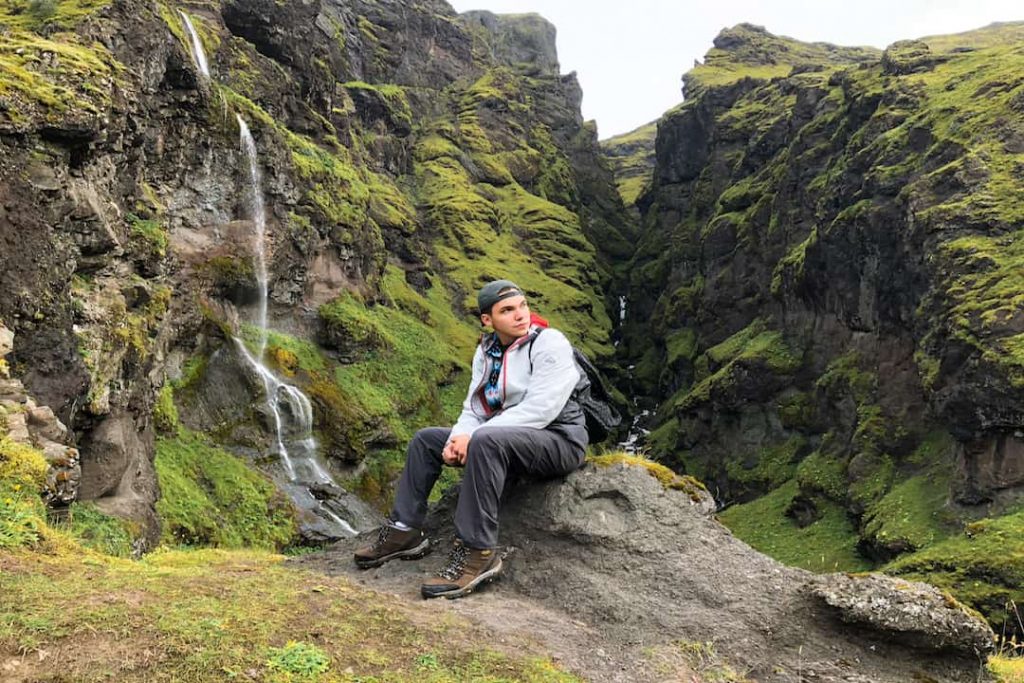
xmin=0 ymin=0 xmax=632 ymax=544
xmin=624 ymin=21 xmax=1024 ymax=628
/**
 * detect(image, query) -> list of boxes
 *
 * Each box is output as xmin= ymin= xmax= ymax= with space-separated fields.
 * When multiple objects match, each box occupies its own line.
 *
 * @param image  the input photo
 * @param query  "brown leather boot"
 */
xmin=420 ymin=539 xmax=502 ymax=599
xmin=353 ymin=524 xmax=430 ymax=569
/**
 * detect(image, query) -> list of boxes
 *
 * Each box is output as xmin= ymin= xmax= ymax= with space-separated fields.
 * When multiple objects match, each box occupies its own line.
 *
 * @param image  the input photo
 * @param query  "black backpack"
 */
xmin=529 ymin=330 xmax=622 ymax=443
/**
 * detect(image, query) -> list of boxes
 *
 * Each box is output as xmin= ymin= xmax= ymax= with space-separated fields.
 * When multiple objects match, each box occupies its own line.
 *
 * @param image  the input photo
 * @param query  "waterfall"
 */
xmin=235 ymin=117 xmax=356 ymax=538
xmin=237 ymin=116 xmax=270 ymax=358
xmin=179 ymin=11 xmax=211 ymax=80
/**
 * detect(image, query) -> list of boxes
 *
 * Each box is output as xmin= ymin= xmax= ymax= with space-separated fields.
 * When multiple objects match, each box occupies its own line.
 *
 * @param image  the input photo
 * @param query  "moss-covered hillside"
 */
xmin=600 ymin=120 xmax=657 ymax=206
xmin=623 ymin=21 xmax=1024 ymax=634
xmin=0 ymin=0 xmax=635 ymax=549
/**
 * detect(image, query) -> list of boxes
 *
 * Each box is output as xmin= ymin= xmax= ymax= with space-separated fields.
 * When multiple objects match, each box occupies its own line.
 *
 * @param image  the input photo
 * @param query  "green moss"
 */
xmin=726 ymin=436 xmax=806 ymax=493
xmin=886 ymin=506 xmax=1024 ymax=630
xmin=589 ymin=452 xmax=707 ymax=501
xmin=847 ymin=453 xmax=895 ymax=508
xmin=863 ymin=468 xmax=953 ymax=553
xmin=771 ymin=227 xmax=817 ymax=295
xmin=776 ymin=391 xmax=815 ymax=430
xmin=318 ymin=292 xmax=394 ymax=356
xmin=795 ymin=449 xmax=847 ymax=500
xmin=676 ymin=320 xmax=800 ymax=410
xmin=0 ymin=0 xmax=111 ymax=30
xmin=600 ymin=120 xmax=657 ymax=205
xmin=646 ymin=417 xmax=680 ymax=459
xmin=343 ymin=80 xmax=412 ymax=129
xmin=665 ymin=328 xmax=698 ymax=368
xmin=154 ymin=429 xmax=298 ymax=550
xmin=0 ymin=25 xmax=121 ymax=124
xmin=815 ymin=351 xmax=875 ymax=402
xmin=719 ymin=480 xmax=871 ymax=573
xmin=154 ymin=383 xmax=180 ymax=435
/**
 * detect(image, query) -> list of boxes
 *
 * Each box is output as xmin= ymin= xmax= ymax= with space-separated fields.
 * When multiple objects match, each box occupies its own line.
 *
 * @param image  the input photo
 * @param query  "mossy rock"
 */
xmin=589 ymin=452 xmax=709 ymax=504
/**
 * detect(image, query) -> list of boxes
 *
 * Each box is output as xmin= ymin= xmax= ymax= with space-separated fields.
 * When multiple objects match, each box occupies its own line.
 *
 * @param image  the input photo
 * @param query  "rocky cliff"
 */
xmin=624 ymin=21 xmax=1024 ymax=633
xmin=0 ymin=0 xmax=632 ymax=548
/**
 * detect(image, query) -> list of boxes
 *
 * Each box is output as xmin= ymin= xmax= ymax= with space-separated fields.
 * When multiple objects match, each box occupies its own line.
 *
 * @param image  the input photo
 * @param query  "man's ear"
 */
xmin=480 ymin=313 xmax=492 ymax=328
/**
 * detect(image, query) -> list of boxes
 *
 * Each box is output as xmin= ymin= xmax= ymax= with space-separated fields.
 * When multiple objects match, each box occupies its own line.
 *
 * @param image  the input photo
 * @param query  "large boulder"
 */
xmin=318 ymin=461 xmax=993 ymax=683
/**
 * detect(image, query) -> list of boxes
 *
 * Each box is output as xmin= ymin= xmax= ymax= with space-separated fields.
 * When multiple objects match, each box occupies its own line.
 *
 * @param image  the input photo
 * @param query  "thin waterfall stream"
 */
xmin=178 ymin=11 xmax=210 ymax=81
xmin=180 ymin=16 xmax=357 ymax=539
xmin=236 ymin=116 xmax=356 ymax=539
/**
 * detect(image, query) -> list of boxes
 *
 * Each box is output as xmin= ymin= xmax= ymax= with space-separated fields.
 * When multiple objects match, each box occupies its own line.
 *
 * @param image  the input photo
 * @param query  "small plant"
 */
xmin=266 ymin=641 xmax=330 ymax=679
xmin=416 ymin=652 xmax=441 ymax=671
xmin=26 ymin=0 xmax=57 ymax=24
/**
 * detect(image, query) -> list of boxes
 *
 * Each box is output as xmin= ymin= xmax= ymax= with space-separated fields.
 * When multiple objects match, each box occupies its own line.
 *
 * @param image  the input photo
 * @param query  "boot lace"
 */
xmin=438 ymin=543 xmax=469 ymax=581
xmin=371 ymin=524 xmax=392 ymax=550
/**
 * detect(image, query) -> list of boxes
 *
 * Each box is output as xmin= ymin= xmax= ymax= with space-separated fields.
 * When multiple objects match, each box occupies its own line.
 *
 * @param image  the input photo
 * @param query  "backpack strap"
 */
xmin=527 ymin=327 xmax=543 ymax=372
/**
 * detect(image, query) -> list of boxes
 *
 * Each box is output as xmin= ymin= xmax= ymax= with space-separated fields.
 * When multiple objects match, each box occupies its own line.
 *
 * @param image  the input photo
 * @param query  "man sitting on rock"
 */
xmin=354 ymin=278 xmax=588 ymax=598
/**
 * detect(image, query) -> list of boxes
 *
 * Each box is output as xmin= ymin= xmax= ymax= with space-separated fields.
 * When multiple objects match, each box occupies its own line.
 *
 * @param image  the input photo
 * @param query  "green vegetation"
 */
xmin=861 ymin=470 xmax=953 ymax=552
xmin=0 ymin=436 xmax=48 ymax=549
xmin=683 ymin=23 xmax=876 ymax=96
xmin=600 ymin=120 xmax=657 ymax=205
xmin=0 ymin=0 xmax=110 ymax=31
xmin=58 ymin=502 xmax=137 ymax=557
xmin=154 ymin=429 xmax=298 ymax=550
xmin=674 ymin=319 xmax=800 ymax=410
xmin=0 ymin=548 xmax=582 ymax=682
xmin=886 ymin=506 xmax=1024 ymax=630
xmin=266 ymin=641 xmax=331 ymax=679
xmin=0 ymin=8 xmax=121 ymax=126
xmin=127 ymin=212 xmax=168 ymax=259
xmin=989 ymin=655 xmax=1024 ymax=683
xmin=589 ymin=452 xmax=708 ymax=502
xmin=725 ymin=436 xmax=805 ymax=494
xmin=718 ymin=480 xmax=872 ymax=573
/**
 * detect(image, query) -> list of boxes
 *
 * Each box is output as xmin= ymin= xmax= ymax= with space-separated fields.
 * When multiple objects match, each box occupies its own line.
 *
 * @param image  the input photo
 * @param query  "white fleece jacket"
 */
xmin=448 ymin=324 xmax=581 ymax=438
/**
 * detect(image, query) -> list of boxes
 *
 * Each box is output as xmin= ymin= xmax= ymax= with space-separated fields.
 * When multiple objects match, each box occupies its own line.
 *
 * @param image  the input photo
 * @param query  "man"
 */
xmin=354 ymin=279 xmax=588 ymax=599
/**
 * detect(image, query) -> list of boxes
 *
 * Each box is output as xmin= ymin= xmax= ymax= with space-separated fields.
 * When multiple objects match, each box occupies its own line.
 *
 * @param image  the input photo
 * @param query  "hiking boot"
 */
xmin=420 ymin=539 xmax=502 ymax=599
xmin=353 ymin=523 xmax=430 ymax=569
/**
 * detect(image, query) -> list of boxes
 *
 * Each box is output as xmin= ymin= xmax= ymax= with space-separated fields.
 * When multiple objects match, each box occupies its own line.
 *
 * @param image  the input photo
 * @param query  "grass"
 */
xmin=154 ymin=429 xmax=298 ymax=550
xmin=0 ymin=547 xmax=582 ymax=682
xmin=990 ymin=655 xmax=1024 ymax=683
xmin=718 ymin=480 xmax=872 ymax=573
xmin=0 ymin=17 xmax=121 ymax=126
xmin=885 ymin=506 xmax=1024 ymax=632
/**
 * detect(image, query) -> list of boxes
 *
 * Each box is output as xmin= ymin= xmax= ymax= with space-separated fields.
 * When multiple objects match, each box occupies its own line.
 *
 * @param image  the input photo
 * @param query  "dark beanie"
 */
xmin=477 ymin=279 xmax=523 ymax=314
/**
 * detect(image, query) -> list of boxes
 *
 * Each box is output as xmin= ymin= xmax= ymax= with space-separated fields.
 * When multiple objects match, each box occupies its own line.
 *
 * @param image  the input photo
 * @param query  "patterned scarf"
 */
xmin=482 ymin=336 xmax=505 ymax=412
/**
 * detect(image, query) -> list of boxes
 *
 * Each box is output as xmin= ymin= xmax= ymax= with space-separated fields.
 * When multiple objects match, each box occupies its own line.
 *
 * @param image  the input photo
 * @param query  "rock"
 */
xmin=323 ymin=463 xmax=993 ymax=683
xmin=27 ymin=405 xmax=68 ymax=443
xmin=0 ymin=324 xmax=13 ymax=358
xmin=78 ymin=412 xmax=160 ymax=548
xmin=810 ymin=573 xmax=994 ymax=655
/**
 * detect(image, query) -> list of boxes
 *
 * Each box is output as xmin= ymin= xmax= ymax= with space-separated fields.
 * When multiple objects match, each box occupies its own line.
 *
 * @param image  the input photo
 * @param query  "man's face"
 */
xmin=481 ymin=294 xmax=530 ymax=344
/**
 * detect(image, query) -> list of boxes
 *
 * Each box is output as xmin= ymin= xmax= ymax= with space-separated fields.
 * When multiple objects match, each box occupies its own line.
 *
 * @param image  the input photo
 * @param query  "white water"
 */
xmin=236 ymin=117 xmax=356 ymax=537
xmin=178 ymin=11 xmax=210 ymax=80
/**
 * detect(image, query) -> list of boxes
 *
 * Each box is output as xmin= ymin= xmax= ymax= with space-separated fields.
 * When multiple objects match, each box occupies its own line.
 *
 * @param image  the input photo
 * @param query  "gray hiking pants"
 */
xmin=391 ymin=425 xmax=586 ymax=549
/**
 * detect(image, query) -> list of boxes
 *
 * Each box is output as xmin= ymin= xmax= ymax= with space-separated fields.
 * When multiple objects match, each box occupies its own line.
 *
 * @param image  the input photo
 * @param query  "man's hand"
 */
xmin=443 ymin=434 xmax=471 ymax=466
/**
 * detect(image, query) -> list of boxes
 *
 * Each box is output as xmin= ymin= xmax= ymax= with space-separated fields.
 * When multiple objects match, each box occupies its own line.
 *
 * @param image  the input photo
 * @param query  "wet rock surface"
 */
xmin=305 ymin=463 xmax=994 ymax=683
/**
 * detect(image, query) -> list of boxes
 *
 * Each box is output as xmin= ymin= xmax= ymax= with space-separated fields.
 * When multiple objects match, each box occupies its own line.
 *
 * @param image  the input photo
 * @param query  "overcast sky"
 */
xmin=446 ymin=0 xmax=1024 ymax=139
